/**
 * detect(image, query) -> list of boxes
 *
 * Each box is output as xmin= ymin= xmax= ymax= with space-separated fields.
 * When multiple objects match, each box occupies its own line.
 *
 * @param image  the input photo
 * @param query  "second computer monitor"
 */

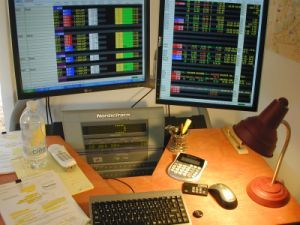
xmin=156 ymin=0 xmax=269 ymax=111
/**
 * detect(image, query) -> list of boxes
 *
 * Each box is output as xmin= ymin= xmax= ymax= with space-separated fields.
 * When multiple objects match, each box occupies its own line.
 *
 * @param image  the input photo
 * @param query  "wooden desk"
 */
xmin=1 ymin=128 xmax=300 ymax=225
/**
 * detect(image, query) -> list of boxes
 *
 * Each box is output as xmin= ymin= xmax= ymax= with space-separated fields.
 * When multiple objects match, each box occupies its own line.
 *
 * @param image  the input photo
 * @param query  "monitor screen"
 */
xmin=156 ymin=0 xmax=269 ymax=111
xmin=9 ymin=0 xmax=149 ymax=99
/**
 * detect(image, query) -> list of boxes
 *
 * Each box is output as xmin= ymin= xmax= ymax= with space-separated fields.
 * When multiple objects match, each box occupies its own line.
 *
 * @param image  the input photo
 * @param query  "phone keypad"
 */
xmin=57 ymin=152 xmax=72 ymax=161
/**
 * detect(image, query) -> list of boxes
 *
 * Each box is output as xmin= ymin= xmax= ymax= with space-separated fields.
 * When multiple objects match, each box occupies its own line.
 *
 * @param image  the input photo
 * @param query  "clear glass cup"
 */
xmin=168 ymin=132 xmax=188 ymax=153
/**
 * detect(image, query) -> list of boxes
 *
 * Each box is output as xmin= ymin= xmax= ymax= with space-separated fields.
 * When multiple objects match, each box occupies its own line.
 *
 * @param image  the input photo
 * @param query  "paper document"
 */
xmin=0 ymin=171 xmax=90 ymax=225
xmin=12 ymin=153 xmax=94 ymax=195
xmin=0 ymin=131 xmax=23 ymax=174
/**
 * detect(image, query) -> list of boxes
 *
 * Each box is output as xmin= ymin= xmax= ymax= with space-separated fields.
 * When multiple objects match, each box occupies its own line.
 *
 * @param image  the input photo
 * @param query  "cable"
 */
xmin=167 ymin=105 xmax=171 ymax=118
xmin=130 ymin=88 xmax=153 ymax=108
xmin=110 ymin=178 xmax=135 ymax=193
xmin=45 ymin=98 xmax=49 ymax=125
xmin=47 ymin=96 xmax=53 ymax=124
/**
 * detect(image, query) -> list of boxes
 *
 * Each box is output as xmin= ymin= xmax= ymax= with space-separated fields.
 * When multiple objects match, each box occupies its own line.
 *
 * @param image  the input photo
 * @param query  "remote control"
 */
xmin=48 ymin=144 xmax=77 ymax=169
xmin=182 ymin=182 xmax=209 ymax=196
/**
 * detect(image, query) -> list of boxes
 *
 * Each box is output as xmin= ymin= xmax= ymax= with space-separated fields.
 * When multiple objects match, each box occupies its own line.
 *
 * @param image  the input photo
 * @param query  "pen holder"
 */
xmin=168 ymin=132 xmax=189 ymax=153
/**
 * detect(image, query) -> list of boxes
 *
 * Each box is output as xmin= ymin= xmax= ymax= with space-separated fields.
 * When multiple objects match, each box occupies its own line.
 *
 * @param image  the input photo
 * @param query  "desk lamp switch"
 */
xmin=182 ymin=182 xmax=208 ymax=196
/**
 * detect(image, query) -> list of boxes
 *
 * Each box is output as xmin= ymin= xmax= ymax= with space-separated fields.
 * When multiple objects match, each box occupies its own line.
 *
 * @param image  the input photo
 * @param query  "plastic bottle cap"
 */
xmin=26 ymin=100 xmax=38 ymax=111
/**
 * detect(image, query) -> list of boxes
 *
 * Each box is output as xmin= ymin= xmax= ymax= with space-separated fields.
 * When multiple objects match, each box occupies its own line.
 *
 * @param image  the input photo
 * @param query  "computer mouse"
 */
xmin=208 ymin=183 xmax=238 ymax=209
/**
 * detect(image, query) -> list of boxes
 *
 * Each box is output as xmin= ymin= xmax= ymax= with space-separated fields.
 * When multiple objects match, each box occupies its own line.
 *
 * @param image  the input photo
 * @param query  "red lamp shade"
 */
xmin=233 ymin=98 xmax=289 ymax=157
xmin=233 ymin=98 xmax=291 ymax=208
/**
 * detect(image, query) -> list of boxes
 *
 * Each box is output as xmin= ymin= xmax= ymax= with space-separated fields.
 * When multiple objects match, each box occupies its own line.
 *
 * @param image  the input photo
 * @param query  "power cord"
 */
xmin=130 ymin=88 xmax=153 ymax=108
xmin=46 ymin=97 xmax=53 ymax=124
xmin=48 ymin=97 xmax=53 ymax=124
xmin=109 ymin=178 xmax=135 ymax=193
xmin=166 ymin=105 xmax=171 ymax=118
xmin=45 ymin=98 xmax=49 ymax=124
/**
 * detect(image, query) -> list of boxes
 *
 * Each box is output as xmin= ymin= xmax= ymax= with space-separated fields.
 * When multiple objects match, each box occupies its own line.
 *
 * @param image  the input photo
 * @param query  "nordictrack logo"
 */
xmin=96 ymin=113 xmax=131 ymax=119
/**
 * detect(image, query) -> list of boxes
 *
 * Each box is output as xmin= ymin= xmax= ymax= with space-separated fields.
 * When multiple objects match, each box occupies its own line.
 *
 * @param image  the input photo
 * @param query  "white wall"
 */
xmin=0 ymin=0 xmax=17 ymax=130
xmin=1 ymin=0 xmax=299 ymax=202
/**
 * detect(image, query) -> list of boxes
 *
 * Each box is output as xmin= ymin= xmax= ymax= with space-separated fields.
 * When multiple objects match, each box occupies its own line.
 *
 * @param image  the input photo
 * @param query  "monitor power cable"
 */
xmin=130 ymin=88 xmax=153 ymax=108
xmin=45 ymin=98 xmax=49 ymax=125
xmin=45 ymin=97 xmax=53 ymax=125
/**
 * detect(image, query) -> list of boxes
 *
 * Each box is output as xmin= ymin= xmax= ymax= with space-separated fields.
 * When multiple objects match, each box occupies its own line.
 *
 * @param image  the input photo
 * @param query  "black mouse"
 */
xmin=208 ymin=183 xmax=238 ymax=209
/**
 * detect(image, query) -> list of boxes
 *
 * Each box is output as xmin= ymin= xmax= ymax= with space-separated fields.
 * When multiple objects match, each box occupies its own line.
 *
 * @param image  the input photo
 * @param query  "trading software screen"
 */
xmin=156 ymin=0 xmax=269 ymax=111
xmin=9 ymin=0 xmax=149 ymax=99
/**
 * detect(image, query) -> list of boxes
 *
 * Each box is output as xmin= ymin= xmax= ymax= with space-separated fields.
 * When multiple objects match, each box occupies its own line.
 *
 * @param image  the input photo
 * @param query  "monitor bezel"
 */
xmin=155 ymin=0 xmax=269 ymax=112
xmin=8 ymin=0 xmax=150 ymax=100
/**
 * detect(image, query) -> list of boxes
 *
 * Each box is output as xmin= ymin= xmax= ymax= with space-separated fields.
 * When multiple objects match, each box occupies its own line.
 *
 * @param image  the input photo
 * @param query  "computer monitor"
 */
xmin=8 ymin=0 xmax=150 ymax=100
xmin=156 ymin=0 xmax=269 ymax=111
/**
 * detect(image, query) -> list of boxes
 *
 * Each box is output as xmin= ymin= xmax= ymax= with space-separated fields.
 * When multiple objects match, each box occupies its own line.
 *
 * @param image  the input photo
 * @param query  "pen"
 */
xmin=181 ymin=119 xmax=192 ymax=135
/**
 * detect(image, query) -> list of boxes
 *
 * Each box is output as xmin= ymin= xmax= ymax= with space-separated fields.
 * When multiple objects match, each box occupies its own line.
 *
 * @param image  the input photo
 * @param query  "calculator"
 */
xmin=167 ymin=153 xmax=207 ymax=182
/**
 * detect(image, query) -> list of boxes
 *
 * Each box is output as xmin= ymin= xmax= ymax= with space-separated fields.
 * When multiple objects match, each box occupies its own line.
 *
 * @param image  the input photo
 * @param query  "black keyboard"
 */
xmin=89 ymin=190 xmax=191 ymax=225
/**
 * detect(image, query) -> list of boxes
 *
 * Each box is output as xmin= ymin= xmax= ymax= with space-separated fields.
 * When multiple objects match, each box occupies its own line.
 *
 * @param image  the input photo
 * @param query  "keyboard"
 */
xmin=89 ymin=190 xmax=191 ymax=225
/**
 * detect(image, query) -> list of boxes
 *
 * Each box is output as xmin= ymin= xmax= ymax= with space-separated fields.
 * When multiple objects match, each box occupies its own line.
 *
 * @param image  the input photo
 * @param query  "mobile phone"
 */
xmin=48 ymin=144 xmax=77 ymax=169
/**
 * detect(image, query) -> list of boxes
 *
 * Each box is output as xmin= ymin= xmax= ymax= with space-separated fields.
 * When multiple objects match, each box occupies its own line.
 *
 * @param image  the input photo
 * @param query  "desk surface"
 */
xmin=1 ymin=128 xmax=300 ymax=225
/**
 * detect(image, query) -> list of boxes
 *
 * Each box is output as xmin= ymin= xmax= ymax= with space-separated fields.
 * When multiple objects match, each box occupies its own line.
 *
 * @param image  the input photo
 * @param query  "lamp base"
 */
xmin=247 ymin=176 xmax=290 ymax=208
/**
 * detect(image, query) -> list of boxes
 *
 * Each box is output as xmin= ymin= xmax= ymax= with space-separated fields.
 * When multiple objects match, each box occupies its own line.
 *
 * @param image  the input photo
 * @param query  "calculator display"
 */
xmin=180 ymin=156 xmax=200 ymax=166
xmin=178 ymin=154 xmax=203 ymax=166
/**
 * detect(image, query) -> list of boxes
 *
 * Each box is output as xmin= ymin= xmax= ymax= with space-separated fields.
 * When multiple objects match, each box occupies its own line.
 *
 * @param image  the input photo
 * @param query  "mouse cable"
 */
xmin=109 ymin=178 xmax=135 ymax=193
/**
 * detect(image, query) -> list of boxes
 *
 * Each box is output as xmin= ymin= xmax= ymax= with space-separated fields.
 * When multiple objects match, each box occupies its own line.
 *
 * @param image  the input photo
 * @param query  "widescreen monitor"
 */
xmin=156 ymin=0 xmax=269 ymax=111
xmin=8 ymin=0 xmax=149 ymax=99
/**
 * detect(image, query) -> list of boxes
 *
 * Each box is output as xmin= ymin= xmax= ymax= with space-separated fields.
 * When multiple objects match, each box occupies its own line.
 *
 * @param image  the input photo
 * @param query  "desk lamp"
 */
xmin=233 ymin=98 xmax=291 ymax=208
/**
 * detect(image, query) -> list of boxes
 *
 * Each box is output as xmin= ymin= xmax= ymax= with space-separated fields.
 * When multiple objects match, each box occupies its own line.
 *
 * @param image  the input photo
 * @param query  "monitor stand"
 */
xmin=165 ymin=108 xmax=211 ymax=129
xmin=9 ymin=99 xmax=26 ymax=131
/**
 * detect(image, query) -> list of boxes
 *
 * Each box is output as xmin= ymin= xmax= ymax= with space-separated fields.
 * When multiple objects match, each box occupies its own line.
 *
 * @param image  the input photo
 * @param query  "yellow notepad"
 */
xmin=12 ymin=153 xmax=94 ymax=195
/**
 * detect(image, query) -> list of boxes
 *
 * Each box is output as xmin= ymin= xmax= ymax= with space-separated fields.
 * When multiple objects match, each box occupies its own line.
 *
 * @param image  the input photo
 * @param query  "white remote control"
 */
xmin=48 ymin=144 xmax=77 ymax=169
